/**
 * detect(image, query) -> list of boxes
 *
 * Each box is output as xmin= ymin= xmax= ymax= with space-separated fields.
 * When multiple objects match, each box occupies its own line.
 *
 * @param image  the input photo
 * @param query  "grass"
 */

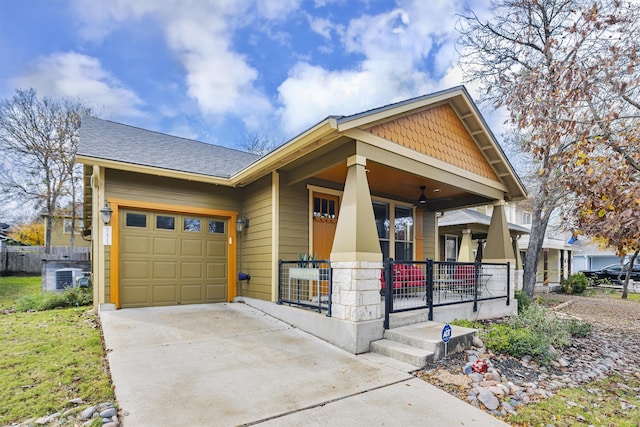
xmin=0 ymin=276 xmax=114 ymax=425
xmin=507 ymin=373 xmax=640 ymax=426
xmin=0 ymin=275 xmax=41 ymax=309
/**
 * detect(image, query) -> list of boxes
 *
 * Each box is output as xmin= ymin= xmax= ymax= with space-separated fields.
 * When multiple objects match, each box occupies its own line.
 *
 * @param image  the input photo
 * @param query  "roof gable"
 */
xmin=368 ymin=104 xmax=500 ymax=181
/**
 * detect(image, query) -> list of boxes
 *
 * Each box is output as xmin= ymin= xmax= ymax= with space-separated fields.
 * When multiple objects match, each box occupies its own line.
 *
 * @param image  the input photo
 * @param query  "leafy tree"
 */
xmin=0 ymin=89 xmax=92 ymax=253
xmin=457 ymin=0 xmax=639 ymax=297
xmin=8 ymin=220 xmax=44 ymax=246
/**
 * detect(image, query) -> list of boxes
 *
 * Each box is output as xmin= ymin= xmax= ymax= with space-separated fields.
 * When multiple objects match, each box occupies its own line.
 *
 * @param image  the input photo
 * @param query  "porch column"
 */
xmin=458 ymin=229 xmax=474 ymax=262
xmin=483 ymin=200 xmax=515 ymax=263
xmin=330 ymin=155 xmax=382 ymax=324
xmin=512 ymin=236 xmax=523 ymax=270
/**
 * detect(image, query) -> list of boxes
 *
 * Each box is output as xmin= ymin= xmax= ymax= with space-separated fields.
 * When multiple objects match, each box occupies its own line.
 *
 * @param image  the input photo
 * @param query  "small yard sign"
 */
xmin=442 ymin=323 xmax=452 ymax=359
xmin=441 ymin=324 xmax=452 ymax=343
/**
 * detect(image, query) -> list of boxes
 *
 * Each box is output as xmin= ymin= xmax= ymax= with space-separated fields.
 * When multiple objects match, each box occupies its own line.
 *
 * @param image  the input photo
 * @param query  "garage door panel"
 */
xmin=206 ymin=240 xmax=227 ymax=257
xmin=122 ymin=261 xmax=151 ymax=280
xmin=206 ymin=262 xmax=227 ymax=280
xmin=153 ymin=261 xmax=177 ymax=279
xmin=181 ymin=239 xmax=203 ymax=256
xmin=207 ymin=284 xmax=226 ymax=301
xmin=181 ymin=284 xmax=203 ymax=304
xmin=121 ymin=235 xmax=149 ymax=255
xmin=181 ymin=261 xmax=204 ymax=279
xmin=153 ymin=285 xmax=178 ymax=305
xmin=153 ymin=237 xmax=177 ymax=255
xmin=121 ymin=285 xmax=150 ymax=307
xmin=120 ymin=210 xmax=228 ymax=307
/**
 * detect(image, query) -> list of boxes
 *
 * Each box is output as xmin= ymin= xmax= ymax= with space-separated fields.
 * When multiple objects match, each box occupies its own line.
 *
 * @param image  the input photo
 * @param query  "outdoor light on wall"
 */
xmin=418 ymin=185 xmax=427 ymax=205
xmin=100 ymin=203 xmax=113 ymax=225
xmin=236 ymin=217 xmax=249 ymax=233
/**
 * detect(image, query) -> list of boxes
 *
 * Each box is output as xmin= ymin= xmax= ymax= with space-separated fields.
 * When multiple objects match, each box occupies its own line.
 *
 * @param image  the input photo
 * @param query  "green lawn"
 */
xmin=0 ymin=276 xmax=114 ymax=425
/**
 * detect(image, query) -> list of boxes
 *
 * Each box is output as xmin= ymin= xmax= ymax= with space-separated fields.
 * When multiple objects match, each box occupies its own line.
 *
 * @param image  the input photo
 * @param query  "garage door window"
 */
xmin=184 ymin=218 xmax=201 ymax=232
xmin=208 ymin=220 xmax=224 ymax=234
xmin=126 ymin=213 xmax=147 ymax=228
xmin=156 ymin=215 xmax=175 ymax=230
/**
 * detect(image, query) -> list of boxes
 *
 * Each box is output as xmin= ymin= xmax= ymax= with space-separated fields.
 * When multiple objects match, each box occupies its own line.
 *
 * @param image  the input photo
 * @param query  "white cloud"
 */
xmin=308 ymin=15 xmax=335 ymax=40
xmin=73 ymin=0 xmax=278 ymax=129
xmin=11 ymin=52 xmax=144 ymax=118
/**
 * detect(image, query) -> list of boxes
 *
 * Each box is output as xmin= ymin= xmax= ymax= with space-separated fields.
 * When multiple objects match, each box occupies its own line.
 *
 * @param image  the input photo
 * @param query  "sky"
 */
xmin=0 ymin=0 xmax=497 ymax=149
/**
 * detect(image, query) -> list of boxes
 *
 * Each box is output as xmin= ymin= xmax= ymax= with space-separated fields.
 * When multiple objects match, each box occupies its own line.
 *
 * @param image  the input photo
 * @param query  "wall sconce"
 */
xmin=100 ymin=203 xmax=113 ymax=225
xmin=236 ymin=217 xmax=249 ymax=232
xmin=418 ymin=185 xmax=427 ymax=205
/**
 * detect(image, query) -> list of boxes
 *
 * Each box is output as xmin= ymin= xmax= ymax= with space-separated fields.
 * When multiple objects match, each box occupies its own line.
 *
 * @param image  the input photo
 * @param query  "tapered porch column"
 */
xmin=458 ymin=229 xmax=474 ymax=262
xmin=483 ymin=200 xmax=515 ymax=263
xmin=330 ymin=155 xmax=382 ymax=325
xmin=512 ymin=236 xmax=523 ymax=270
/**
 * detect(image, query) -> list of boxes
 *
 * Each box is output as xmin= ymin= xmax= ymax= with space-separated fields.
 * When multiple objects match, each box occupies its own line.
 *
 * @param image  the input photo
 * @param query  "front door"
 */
xmin=312 ymin=193 xmax=339 ymax=259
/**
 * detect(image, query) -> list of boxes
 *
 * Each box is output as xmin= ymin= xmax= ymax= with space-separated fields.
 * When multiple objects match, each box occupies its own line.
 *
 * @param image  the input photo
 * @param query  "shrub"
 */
xmin=481 ymin=303 xmax=591 ymax=365
xmin=450 ymin=318 xmax=483 ymax=329
xmin=15 ymin=287 xmax=93 ymax=311
xmin=560 ymin=273 xmax=588 ymax=295
xmin=515 ymin=289 xmax=531 ymax=312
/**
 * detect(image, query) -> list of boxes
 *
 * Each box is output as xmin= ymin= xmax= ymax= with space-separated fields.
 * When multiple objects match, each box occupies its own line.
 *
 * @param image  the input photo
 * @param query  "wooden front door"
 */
xmin=312 ymin=193 xmax=339 ymax=259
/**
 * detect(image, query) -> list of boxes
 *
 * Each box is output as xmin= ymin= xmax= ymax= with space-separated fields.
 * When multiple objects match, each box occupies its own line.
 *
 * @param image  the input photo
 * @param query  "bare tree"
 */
xmin=238 ymin=131 xmax=283 ymax=156
xmin=457 ymin=0 xmax=639 ymax=297
xmin=0 ymin=89 xmax=92 ymax=253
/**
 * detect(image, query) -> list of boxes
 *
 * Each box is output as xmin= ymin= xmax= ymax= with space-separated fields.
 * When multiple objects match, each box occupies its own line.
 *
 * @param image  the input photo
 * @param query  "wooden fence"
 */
xmin=1 ymin=246 xmax=90 ymax=276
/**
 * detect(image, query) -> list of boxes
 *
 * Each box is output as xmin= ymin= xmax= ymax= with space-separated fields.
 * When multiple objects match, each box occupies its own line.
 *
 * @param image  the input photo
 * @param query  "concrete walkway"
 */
xmin=100 ymin=303 xmax=508 ymax=426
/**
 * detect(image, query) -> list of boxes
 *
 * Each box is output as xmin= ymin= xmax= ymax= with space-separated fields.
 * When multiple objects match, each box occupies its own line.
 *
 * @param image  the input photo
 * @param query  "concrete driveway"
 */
xmin=100 ymin=303 xmax=507 ymax=426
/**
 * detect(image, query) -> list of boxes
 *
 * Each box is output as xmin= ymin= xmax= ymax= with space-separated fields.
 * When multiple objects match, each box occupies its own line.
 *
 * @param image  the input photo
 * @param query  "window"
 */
xmin=63 ymin=219 xmax=84 ymax=234
xmin=373 ymin=201 xmax=414 ymax=260
xmin=521 ymin=211 xmax=532 ymax=225
xmin=373 ymin=202 xmax=390 ymax=260
xmin=208 ymin=220 xmax=225 ymax=234
xmin=126 ymin=213 xmax=147 ymax=228
xmin=183 ymin=218 xmax=201 ymax=232
xmin=394 ymin=206 xmax=413 ymax=261
xmin=445 ymin=235 xmax=458 ymax=262
xmin=313 ymin=196 xmax=337 ymax=219
xmin=156 ymin=215 xmax=175 ymax=230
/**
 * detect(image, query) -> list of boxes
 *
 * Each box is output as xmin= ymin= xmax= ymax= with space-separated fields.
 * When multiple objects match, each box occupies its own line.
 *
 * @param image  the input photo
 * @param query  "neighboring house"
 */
xmin=78 ymin=86 xmax=527 ymax=353
xmin=43 ymin=216 xmax=90 ymax=248
xmin=501 ymin=203 xmax=575 ymax=286
xmin=571 ymin=238 xmax=622 ymax=272
xmin=437 ymin=208 xmax=530 ymax=267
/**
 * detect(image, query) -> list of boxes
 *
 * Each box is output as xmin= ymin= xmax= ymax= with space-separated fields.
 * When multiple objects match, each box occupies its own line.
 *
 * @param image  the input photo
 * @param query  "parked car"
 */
xmin=579 ymin=263 xmax=640 ymax=285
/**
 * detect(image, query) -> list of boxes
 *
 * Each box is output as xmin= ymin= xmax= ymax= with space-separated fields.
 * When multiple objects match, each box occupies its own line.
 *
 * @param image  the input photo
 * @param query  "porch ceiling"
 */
xmin=314 ymin=161 xmax=493 ymax=211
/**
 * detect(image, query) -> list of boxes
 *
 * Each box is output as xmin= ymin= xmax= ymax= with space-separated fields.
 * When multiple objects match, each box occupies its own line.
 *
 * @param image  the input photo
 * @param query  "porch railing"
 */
xmin=278 ymin=259 xmax=332 ymax=316
xmin=383 ymin=258 xmax=510 ymax=329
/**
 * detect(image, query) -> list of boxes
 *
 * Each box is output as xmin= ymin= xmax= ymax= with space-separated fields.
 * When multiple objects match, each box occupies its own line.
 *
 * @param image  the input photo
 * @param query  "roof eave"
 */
xmin=76 ymin=155 xmax=232 ymax=186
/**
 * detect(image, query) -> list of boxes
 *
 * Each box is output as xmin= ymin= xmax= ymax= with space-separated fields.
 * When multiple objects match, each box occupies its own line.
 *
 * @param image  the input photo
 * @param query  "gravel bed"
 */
xmin=418 ymin=290 xmax=640 ymax=418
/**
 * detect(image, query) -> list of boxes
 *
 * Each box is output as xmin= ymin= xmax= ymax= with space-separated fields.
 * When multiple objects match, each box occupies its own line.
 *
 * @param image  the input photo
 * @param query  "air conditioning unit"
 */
xmin=55 ymin=268 xmax=84 ymax=290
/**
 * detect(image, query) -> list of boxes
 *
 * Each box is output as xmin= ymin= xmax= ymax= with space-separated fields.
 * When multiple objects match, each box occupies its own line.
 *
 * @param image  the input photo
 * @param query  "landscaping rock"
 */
xmin=478 ymin=388 xmax=500 ymax=410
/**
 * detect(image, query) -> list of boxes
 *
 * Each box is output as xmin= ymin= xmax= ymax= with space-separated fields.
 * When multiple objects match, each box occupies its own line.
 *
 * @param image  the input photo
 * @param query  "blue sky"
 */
xmin=0 ymin=0 xmax=495 ymax=148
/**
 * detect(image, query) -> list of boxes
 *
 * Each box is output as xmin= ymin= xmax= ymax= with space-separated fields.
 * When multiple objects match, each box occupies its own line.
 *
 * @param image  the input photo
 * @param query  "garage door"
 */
xmin=119 ymin=209 xmax=228 ymax=308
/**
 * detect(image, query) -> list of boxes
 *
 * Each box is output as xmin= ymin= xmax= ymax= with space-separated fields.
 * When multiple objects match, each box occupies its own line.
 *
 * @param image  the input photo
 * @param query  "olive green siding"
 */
xmin=279 ymin=181 xmax=310 ymax=260
xmin=46 ymin=217 xmax=91 ymax=248
xmin=422 ymin=210 xmax=437 ymax=260
xmin=237 ymin=175 xmax=273 ymax=301
xmin=105 ymin=170 xmax=239 ymax=210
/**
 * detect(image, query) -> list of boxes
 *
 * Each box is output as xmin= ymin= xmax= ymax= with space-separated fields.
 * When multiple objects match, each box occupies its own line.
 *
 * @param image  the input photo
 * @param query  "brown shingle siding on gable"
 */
xmin=367 ymin=104 xmax=500 ymax=181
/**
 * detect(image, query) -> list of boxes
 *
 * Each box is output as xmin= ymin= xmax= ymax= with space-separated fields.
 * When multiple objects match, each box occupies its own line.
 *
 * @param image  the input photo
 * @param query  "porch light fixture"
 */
xmin=236 ymin=217 xmax=249 ymax=232
xmin=418 ymin=186 xmax=427 ymax=205
xmin=100 ymin=203 xmax=113 ymax=225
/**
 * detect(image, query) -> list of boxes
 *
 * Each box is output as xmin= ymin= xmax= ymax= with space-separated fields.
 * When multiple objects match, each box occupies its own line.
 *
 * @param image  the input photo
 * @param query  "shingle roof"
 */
xmin=78 ymin=117 xmax=260 ymax=178
xmin=439 ymin=208 xmax=530 ymax=234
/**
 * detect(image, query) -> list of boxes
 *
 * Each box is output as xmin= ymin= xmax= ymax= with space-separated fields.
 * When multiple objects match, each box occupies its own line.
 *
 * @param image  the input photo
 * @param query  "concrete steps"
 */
xmin=370 ymin=321 xmax=477 ymax=369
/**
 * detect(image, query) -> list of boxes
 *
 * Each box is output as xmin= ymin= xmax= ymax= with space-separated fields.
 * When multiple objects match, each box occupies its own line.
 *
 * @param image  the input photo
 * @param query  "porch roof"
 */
xmin=439 ymin=208 xmax=530 ymax=236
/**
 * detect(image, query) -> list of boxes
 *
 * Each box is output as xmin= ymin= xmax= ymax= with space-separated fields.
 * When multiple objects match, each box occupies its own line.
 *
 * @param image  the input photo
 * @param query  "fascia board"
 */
xmin=76 ymin=155 xmax=232 ymax=186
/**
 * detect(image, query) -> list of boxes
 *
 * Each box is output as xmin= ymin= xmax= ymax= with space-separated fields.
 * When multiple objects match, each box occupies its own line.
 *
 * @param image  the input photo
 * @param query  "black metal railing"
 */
xmin=383 ymin=258 xmax=510 ymax=329
xmin=278 ymin=259 xmax=332 ymax=316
